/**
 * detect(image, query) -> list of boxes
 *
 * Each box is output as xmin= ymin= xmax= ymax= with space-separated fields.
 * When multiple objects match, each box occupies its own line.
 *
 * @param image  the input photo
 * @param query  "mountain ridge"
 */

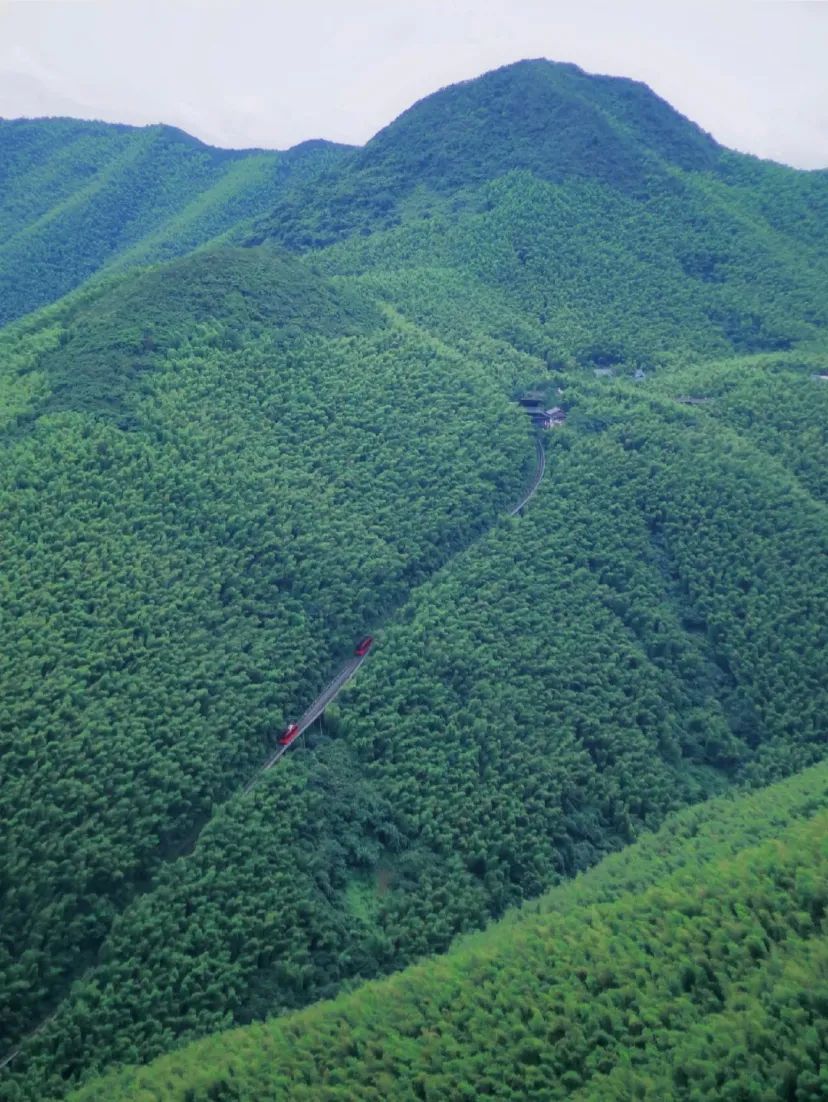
xmin=0 ymin=117 xmax=352 ymax=325
xmin=6 ymin=57 xmax=827 ymax=328
xmin=364 ymin=58 xmax=723 ymax=180
xmin=68 ymin=760 xmax=828 ymax=1102
xmin=0 ymin=114 xmax=356 ymax=159
xmin=248 ymin=57 xmax=731 ymax=250
xmin=2 ymin=56 xmax=828 ymax=1102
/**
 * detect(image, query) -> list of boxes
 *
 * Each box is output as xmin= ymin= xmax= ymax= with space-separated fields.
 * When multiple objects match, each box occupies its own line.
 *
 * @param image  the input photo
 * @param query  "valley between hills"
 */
xmin=1 ymin=58 xmax=827 ymax=1101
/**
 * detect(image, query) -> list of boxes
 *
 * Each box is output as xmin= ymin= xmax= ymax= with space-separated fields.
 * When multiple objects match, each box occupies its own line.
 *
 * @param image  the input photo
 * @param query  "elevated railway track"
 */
xmin=1 ymin=432 xmax=547 ymax=1073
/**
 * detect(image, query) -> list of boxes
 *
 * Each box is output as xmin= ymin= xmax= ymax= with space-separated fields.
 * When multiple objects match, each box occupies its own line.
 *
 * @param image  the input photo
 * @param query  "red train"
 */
xmin=355 ymin=635 xmax=373 ymax=657
xmin=278 ymin=722 xmax=301 ymax=747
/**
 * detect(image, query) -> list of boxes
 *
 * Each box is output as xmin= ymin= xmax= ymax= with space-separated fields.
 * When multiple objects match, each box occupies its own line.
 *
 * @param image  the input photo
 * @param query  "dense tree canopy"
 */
xmin=69 ymin=762 xmax=828 ymax=1102
xmin=0 ymin=118 xmax=350 ymax=325
xmin=0 ymin=245 xmax=530 ymax=1077
xmin=2 ymin=56 xmax=828 ymax=1102
xmin=5 ymin=342 xmax=828 ymax=1100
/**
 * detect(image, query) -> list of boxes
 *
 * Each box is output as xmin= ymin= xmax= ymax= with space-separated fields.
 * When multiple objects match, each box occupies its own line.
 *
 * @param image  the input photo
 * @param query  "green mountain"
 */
xmin=251 ymin=59 xmax=828 ymax=373
xmin=294 ymin=61 xmax=828 ymax=371
xmin=0 ymin=116 xmax=350 ymax=325
xmin=11 ymin=337 xmax=827 ymax=1101
xmin=0 ymin=242 xmax=530 ymax=1075
xmin=70 ymin=761 xmax=828 ymax=1101
xmin=250 ymin=58 xmax=724 ymax=248
xmin=1 ymin=57 xmax=827 ymax=1101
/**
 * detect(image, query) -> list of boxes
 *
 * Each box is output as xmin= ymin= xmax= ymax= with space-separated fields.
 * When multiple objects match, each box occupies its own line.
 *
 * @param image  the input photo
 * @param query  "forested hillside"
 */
xmin=252 ymin=60 xmax=828 ymax=371
xmin=249 ymin=58 xmax=724 ymax=249
xmin=70 ymin=761 xmax=828 ymax=1101
xmin=0 ymin=117 xmax=350 ymax=324
xmin=0 ymin=243 xmax=531 ymax=1089
xmin=2 ymin=57 xmax=828 ymax=1101
xmin=5 ymin=333 xmax=828 ymax=1100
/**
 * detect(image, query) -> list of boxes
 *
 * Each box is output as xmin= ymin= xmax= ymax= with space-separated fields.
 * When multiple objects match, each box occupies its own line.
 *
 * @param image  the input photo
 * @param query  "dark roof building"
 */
xmin=518 ymin=391 xmax=545 ymax=408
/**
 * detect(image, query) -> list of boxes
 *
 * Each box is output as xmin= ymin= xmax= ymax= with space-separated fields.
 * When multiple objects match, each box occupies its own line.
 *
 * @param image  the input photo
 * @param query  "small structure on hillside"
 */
xmin=811 ymin=373 xmax=828 ymax=382
xmin=593 ymin=367 xmax=614 ymax=379
xmin=633 ymin=368 xmax=647 ymax=381
xmin=517 ymin=391 xmax=545 ymax=409
xmin=517 ymin=390 xmax=566 ymax=429
xmin=526 ymin=406 xmax=566 ymax=429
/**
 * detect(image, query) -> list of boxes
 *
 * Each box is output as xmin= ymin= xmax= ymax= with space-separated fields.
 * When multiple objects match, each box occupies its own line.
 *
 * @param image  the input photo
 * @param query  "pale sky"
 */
xmin=0 ymin=1 xmax=826 ymax=169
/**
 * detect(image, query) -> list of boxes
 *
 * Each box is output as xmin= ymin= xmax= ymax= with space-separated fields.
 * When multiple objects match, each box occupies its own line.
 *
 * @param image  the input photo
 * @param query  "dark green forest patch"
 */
xmin=11 ymin=246 xmax=380 ymax=425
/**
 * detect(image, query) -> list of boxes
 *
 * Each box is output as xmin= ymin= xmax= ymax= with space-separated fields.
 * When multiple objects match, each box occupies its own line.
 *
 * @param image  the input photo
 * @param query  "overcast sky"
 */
xmin=1 ymin=1 xmax=826 ymax=169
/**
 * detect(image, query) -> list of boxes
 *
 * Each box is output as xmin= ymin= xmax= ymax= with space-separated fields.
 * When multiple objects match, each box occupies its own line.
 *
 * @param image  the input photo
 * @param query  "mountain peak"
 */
xmin=251 ymin=57 xmax=723 ymax=250
xmin=363 ymin=57 xmax=721 ymax=192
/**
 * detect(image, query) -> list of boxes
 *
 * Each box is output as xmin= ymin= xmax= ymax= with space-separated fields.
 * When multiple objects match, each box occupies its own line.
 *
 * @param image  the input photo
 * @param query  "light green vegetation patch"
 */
xmin=70 ymin=761 xmax=828 ymax=1102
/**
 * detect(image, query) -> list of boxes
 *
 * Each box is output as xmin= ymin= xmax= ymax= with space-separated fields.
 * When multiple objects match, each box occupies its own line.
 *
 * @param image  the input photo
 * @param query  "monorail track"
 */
xmin=243 ymin=655 xmax=366 ymax=793
xmin=1 ymin=433 xmax=546 ymax=1073
xmin=509 ymin=437 xmax=546 ymax=516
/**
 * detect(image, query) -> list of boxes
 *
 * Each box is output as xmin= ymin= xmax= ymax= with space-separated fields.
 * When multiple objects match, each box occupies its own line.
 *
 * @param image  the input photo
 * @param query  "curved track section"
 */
xmin=509 ymin=438 xmax=546 ymax=516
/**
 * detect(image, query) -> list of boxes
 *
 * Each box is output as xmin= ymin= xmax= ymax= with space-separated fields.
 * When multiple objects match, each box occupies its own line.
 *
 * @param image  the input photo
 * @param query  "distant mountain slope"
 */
xmin=366 ymin=58 xmax=722 ymax=184
xmin=314 ymin=166 xmax=828 ymax=368
xmin=69 ymin=760 xmax=828 ymax=1101
xmin=249 ymin=58 xmax=724 ymax=249
xmin=4 ymin=58 xmax=827 ymax=358
xmin=0 ymin=117 xmax=350 ymax=324
xmin=249 ymin=59 xmax=828 ymax=367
